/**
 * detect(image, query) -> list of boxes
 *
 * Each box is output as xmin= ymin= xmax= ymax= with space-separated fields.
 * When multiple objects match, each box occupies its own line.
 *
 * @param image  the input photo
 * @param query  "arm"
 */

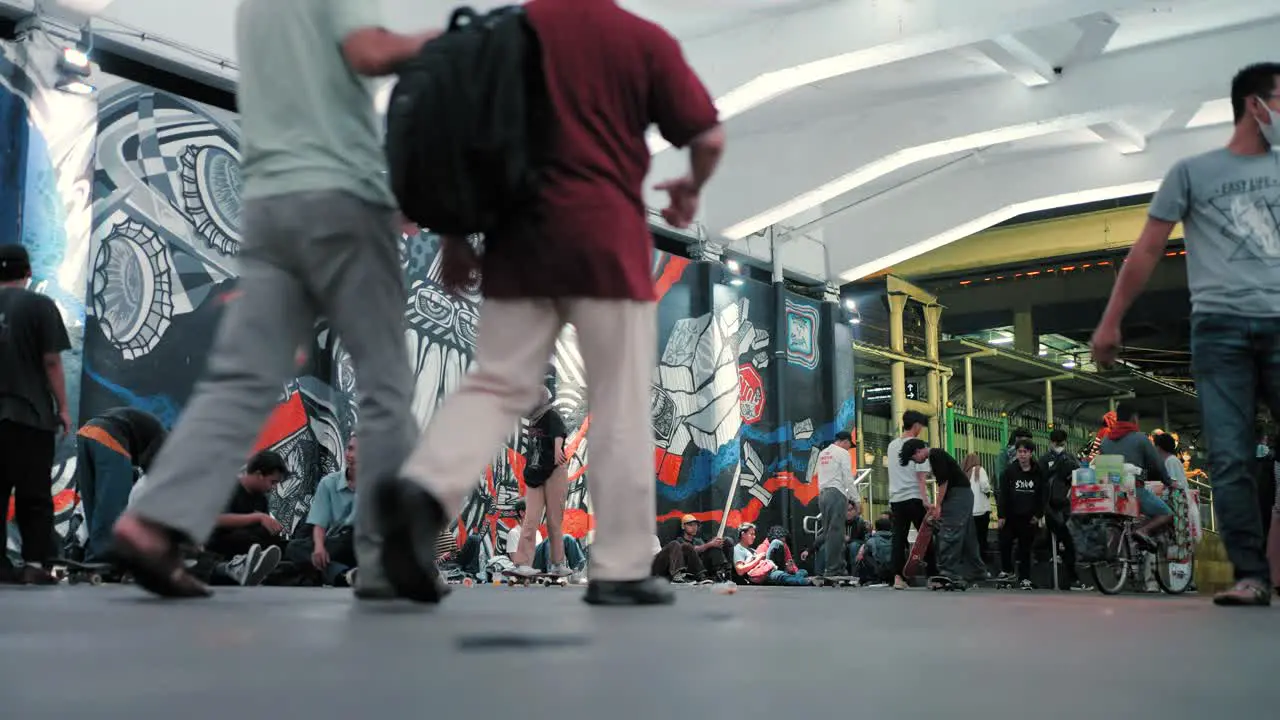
xmin=40 ymin=298 xmax=72 ymax=429
xmin=333 ymin=0 xmax=440 ymax=78
xmin=916 ymin=463 xmax=932 ymax=507
xmin=44 ymin=353 xmax=68 ymax=422
xmin=685 ymin=126 xmax=726 ymax=192
xmin=311 ymin=523 xmax=328 ymax=550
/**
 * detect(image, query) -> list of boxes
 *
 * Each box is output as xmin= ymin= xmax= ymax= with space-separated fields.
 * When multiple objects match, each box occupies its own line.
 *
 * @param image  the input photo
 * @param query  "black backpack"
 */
xmin=385 ymin=6 xmax=549 ymax=236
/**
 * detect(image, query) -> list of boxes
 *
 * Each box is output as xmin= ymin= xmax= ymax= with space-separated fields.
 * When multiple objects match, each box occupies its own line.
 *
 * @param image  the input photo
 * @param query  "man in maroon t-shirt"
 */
xmin=377 ymin=0 xmax=725 ymax=606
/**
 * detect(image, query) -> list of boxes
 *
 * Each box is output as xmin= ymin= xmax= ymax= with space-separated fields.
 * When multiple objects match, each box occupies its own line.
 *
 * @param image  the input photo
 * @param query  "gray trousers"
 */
xmin=128 ymin=191 xmax=417 ymax=593
xmin=818 ymin=487 xmax=849 ymax=576
xmin=937 ymin=485 xmax=986 ymax=580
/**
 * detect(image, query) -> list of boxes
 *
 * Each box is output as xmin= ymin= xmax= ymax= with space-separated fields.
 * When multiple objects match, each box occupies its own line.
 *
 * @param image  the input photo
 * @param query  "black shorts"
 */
xmin=525 ymin=467 xmax=552 ymax=489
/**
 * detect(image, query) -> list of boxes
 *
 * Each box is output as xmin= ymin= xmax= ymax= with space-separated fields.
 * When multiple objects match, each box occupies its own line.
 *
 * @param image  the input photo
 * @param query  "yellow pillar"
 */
xmin=923 ymin=303 xmax=943 ymax=444
xmin=1045 ymin=378 xmax=1054 ymax=429
xmin=888 ymin=292 xmax=908 ymax=429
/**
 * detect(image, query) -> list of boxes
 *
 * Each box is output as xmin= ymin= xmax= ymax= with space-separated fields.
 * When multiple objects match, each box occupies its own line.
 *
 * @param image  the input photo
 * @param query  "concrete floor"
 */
xmin=1 ymin=583 xmax=1274 ymax=720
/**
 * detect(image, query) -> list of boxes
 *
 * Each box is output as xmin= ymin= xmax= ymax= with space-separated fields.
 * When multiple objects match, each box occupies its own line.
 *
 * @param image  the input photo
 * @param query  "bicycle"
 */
xmin=1084 ymin=513 xmax=1194 ymax=595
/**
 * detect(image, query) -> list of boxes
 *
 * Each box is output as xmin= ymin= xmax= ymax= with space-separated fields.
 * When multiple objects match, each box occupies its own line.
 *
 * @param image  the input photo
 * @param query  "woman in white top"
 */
xmin=962 ymin=453 xmax=993 ymax=565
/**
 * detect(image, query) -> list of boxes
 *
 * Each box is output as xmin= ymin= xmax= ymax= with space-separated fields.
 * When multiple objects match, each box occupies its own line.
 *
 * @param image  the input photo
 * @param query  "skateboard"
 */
xmin=52 ymin=560 xmax=117 ymax=586
xmin=813 ymin=575 xmax=857 ymax=588
xmin=902 ymin=519 xmax=936 ymax=579
xmin=501 ymin=569 xmax=570 ymax=587
xmin=928 ymin=575 xmax=968 ymax=591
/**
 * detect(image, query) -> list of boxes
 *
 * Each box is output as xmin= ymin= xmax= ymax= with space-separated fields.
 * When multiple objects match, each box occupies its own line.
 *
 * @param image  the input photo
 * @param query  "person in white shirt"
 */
xmin=886 ymin=410 xmax=935 ymax=588
xmin=962 ymin=453 xmax=993 ymax=565
xmin=816 ymin=431 xmax=860 ymax=576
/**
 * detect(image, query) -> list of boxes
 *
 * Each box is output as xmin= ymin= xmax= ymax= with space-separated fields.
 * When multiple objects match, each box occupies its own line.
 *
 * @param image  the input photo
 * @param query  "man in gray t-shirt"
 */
xmin=114 ymin=0 xmax=439 ymax=601
xmin=1091 ymin=62 xmax=1280 ymax=607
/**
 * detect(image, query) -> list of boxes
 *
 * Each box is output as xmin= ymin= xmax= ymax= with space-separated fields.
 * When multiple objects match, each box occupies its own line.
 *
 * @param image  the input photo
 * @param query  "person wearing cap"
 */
xmin=651 ymin=514 xmax=728 ymax=583
xmin=204 ymin=450 xmax=291 ymax=578
xmin=815 ymin=430 xmax=860 ymax=577
xmin=0 ymin=244 xmax=71 ymax=586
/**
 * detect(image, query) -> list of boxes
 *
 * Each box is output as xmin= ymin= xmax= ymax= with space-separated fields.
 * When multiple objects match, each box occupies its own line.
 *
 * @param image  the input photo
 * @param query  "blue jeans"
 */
xmin=1190 ymin=314 xmax=1274 ymax=583
xmin=76 ymin=437 xmax=137 ymax=563
xmin=533 ymin=534 xmax=586 ymax=571
xmin=1137 ymin=486 xmax=1171 ymax=518
xmin=768 ymin=568 xmax=810 ymax=586
xmin=814 ymin=541 xmax=861 ymax=576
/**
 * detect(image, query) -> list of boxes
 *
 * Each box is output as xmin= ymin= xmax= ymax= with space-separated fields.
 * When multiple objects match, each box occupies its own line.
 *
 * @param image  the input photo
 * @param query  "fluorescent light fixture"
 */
xmin=721 ymin=111 xmax=1126 ymax=240
xmin=1062 ymin=360 xmax=1077 ymax=369
xmin=989 ymin=336 xmax=1014 ymax=345
xmin=726 ymin=259 xmax=741 ymax=273
xmin=837 ymin=181 xmax=1160 ymax=281
xmin=55 ymin=79 xmax=95 ymax=95
xmin=729 ymin=277 xmax=745 ymax=287
xmin=849 ymin=317 xmax=861 ymax=325
xmin=1038 ymin=349 xmax=1049 ymax=356
xmin=843 ymin=299 xmax=856 ymax=311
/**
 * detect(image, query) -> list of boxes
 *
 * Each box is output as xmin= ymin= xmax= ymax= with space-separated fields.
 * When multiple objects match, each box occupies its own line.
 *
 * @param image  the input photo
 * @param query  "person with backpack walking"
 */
xmin=1040 ymin=428 xmax=1086 ymax=590
xmin=374 ymin=0 xmax=726 ymax=607
xmin=110 ymin=0 xmax=440 ymax=599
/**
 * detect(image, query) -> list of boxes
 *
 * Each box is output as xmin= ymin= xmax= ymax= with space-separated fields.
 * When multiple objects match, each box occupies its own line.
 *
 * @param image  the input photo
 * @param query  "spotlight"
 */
xmin=726 ymin=259 xmax=741 ymax=273
xmin=843 ymin=299 xmax=856 ymax=312
xmin=55 ymin=45 xmax=94 ymax=95
xmin=729 ymin=277 xmax=744 ymax=287
xmin=1062 ymin=360 xmax=1077 ymax=369
xmin=849 ymin=316 xmax=861 ymax=325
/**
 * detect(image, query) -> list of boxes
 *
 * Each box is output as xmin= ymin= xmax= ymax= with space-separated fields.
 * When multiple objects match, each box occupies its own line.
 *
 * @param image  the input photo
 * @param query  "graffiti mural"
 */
xmin=79 ymin=75 xmax=344 ymax=537
xmin=2 ymin=33 xmax=97 ymax=561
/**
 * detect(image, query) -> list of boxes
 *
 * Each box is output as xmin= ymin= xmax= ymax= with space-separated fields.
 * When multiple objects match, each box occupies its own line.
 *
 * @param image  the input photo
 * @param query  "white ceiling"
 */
xmin=10 ymin=0 xmax=1277 ymax=284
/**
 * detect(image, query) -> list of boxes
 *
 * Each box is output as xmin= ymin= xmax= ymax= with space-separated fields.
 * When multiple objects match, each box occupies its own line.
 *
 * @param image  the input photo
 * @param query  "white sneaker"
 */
xmin=503 ymin=565 xmax=540 ymax=578
xmin=224 ymin=545 xmax=262 ymax=585
xmin=548 ymin=563 xmax=573 ymax=578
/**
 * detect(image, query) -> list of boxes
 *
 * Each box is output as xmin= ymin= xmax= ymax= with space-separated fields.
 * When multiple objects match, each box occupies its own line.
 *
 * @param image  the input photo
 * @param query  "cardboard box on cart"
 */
xmin=1070 ymin=455 xmax=1138 ymax=517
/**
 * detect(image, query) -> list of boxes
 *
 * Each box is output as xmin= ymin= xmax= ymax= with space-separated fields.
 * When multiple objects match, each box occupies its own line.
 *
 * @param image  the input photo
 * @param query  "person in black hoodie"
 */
xmin=998 ymin=438 xmax=1046 ymax=589
xmin=1039 ymin=428 xmax=1085 ymax=589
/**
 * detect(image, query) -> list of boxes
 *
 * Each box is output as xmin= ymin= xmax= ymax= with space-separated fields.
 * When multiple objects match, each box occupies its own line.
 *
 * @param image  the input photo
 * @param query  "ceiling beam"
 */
xmin=1088 ymin=119 xmax=1148 ymax=154
xmin=709 ymin=17 xmax=1280 ymax=241
xmin=974 ymin=34 xmax=1057 ymax=87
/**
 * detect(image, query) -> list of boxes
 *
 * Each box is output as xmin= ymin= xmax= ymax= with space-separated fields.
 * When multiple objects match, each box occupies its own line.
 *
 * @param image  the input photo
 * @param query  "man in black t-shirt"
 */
xmin=76 ymin=407 xmax=168 ymax=562
xmin=205 ymin=450 xmax=290 ymax=581
xmin=0 ymin=245 xmax=71 ymax=585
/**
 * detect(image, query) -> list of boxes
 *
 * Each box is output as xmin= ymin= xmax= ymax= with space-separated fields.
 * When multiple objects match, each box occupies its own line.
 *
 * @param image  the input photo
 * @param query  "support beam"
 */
xmin=974 ymin=35 xmax=1057 ymax=87
xmin=711 ymin=18 xmax=1280 ymax=240
xmin=888 ymin=293 xmax=908 ymax=429
xmin=1088 ymin=119 xmax=1147 ymax=154
xmin=824 ymin=123 xmax=1225 ymax=281
xmin=1062 ymin=12 xmax=1119 ymax=67
xmin=1159 ymin=104 xmax=1202 ymax=134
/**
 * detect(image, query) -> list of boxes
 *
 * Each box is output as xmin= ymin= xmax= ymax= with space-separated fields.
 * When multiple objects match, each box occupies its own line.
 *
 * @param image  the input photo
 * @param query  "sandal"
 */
xmin=110 ymin=529 xmax=212 ymax=599
xmin=1212 ymin=578 xmax=1271 ymax=607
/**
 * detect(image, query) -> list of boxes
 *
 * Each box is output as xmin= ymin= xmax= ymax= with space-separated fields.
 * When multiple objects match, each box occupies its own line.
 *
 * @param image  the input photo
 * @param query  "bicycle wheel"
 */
xmin=1152 ymin=537 xmax=1194 ymax=595
xmin=1092 ymin=520 xmax=1130 ymax=595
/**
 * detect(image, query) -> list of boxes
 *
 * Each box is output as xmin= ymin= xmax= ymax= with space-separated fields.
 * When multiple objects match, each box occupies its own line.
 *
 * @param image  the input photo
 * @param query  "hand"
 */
xmin=998 ymin=518 xmax=1006 ymax=529
xmin=800 ymin=549 xmax=810 ymax=561
xmin=710 ymin=537 xmax=725 ymax=548
xmin=256 ymin=513 xmax=283 ymax=535
xmin=58 ymin=409 xmax=71 ymax=436
xmin=439 ymin=234 xmax=480 ymax=296
xmin=856 ymin=548 xmax=865 ymax=562
xmin=653 ymin=175 xmax=701 ymax=228
xmin=1090 ymin=320 xmax=1122 ymax=368
xmin=311 ymin=545 xmax=330 ymax=571
xmin=555 ymin=447 xmax=568 ymax=465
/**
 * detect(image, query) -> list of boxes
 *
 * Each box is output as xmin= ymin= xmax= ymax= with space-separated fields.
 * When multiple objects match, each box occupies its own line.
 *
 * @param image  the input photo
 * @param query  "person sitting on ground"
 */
xmin=998 ymin=438 xmax=1046 ymax=589
xmin=285 ymin=435 xmax=358 ymax=587
xmin=804 ymin=499 xmax=868 ymax=575
xmin=75 ymin=406 xmax=168 ymax=564
xmin=733 ymin=523 xmax=811 ymax=586
xmin=506 ymin=498 xmax=587 ymax=573
xmin=854 ymin=516 xmax=894 ymax=586
xmin=1097 ymin=402 xmax=1173 ymax=548
xmin=651 ymin=514 xmax=729 ymax=584
xmin=204 ymin=450 xmax=289 ymax=577
xmin=759 ymin=525 xmax=809 ymax=583
xmin=906 ymin=440 xmax=987 ymax=585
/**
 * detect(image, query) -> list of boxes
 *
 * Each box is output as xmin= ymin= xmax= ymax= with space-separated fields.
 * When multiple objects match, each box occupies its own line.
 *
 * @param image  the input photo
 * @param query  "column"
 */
xmin=888 ymin=292 xmax=908 ymax=429
xmin=1013 ymin=307 xmax=1037 ymax=355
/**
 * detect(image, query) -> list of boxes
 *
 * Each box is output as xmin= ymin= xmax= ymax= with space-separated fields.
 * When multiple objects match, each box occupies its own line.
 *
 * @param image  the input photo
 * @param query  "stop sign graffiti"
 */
xmin=738 ymin=364 xmax=765 ymax=424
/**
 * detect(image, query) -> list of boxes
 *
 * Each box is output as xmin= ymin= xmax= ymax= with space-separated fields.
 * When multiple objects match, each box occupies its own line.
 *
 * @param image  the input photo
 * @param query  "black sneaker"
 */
xmin=584 ymin=578 xmax=676 ymax=606
xmin=374 ymin=477 xmax=451 ymax=604
xmin=670 ymin=571 xmax=696 ymax=584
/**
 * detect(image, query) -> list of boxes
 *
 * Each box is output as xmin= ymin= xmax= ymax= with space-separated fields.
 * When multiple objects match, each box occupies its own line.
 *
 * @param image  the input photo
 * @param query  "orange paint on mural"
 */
xmin=252 ymin=391 xmax=307 ymax=453
xmin=652 ymin=471 xmax=821 ymax=530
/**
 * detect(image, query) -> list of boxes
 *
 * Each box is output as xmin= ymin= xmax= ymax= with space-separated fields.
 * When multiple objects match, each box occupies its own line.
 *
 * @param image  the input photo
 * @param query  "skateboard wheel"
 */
xmin=89 ymin=575 xmax=103 ymax=586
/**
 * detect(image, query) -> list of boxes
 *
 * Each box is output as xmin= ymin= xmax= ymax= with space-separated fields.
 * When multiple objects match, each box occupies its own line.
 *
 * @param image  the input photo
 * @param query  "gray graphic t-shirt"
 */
xmin=1149 ymin=148 xmax=1280 ymax=317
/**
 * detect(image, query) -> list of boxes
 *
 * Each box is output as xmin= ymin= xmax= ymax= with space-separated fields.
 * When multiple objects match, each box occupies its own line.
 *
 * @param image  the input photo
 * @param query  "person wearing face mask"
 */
xmin=1091 ymin=62 xmax=1280 ymax=607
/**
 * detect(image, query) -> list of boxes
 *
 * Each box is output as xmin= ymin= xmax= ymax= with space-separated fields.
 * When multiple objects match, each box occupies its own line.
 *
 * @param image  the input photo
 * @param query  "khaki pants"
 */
xmin=401 ymin=299 xmax=656 ymax=582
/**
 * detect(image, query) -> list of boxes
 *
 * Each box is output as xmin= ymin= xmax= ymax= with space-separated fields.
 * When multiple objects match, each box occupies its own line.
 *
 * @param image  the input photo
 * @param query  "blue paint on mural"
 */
xmin=83 ymin=364 xmax=180 ymax=428
xmin=656 ymin=396 xmax=857 ymax=502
